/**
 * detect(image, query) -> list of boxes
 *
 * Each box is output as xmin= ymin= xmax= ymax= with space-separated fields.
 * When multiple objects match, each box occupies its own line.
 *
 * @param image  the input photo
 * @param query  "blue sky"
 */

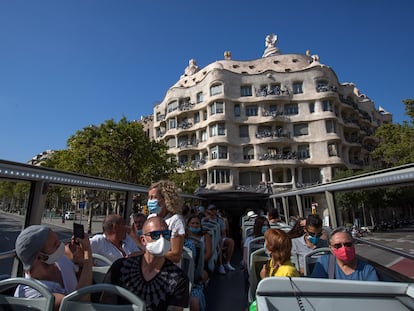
xmin=1 ymin=0 xmax=413 ymax=164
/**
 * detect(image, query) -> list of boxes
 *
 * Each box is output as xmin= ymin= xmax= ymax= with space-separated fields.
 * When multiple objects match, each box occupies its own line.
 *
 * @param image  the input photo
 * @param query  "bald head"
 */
xmin=142 ymin=216 xmax=168 ymax=234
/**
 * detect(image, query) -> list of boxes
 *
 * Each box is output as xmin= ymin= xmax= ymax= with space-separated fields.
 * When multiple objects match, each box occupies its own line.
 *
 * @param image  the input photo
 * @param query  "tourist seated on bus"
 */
xmin=203 ymin=204 xmax=236 ymax=274
xmin=186 ymin=215 xmax=213 ymax=281
xmin=242 ymin=216 xmax=269 ymax=269
xmin=90 ymin=214 xmax=143 ymax=266
xmin=267 ymin=208 xmax=283 ymax=225
xmin=249 ymin=228 xmax=299 ymax=311
xmin=184 ymin=215 xmax=209 ymax=311
xmin=147 ymin=179 xmax=186 ymax=265
xmin=102 ymin=216 xmax=189 ymax=311
xmin=14 ymin=225 xmax=93 ymax=311
xmin=129 ymin=212 xmax=147 ymax=251
xmin=310 ymin=226 xmax=378 ymax=280
xmin=291 ymin=214 xmax=328 ymax=275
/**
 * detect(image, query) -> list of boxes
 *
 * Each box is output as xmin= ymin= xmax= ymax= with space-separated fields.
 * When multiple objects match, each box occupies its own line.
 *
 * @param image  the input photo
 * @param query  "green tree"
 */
xmin=371 ymin=99 xmax=414 ymax=167
xmin=44 ymin=117 xmax=177 ymax=185
xmin=169 ymin=162 xmax=200 ymax=194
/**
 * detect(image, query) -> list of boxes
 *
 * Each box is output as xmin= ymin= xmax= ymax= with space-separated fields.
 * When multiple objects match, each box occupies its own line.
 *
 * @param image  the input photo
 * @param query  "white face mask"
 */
xmin=41 ymin=242 xmax=65 ymax=265
xmin=145 ymin=237 xmax=171 ymax=257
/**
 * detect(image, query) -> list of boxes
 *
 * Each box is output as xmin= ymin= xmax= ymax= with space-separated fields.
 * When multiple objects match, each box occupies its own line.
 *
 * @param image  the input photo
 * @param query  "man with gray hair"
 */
xmin=14 ymin=225 xmax=93 ymax=310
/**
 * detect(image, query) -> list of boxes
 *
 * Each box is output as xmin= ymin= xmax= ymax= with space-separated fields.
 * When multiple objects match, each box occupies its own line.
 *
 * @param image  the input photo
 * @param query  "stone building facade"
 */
xmin=152 ymin=34 xmax=392 ymax=200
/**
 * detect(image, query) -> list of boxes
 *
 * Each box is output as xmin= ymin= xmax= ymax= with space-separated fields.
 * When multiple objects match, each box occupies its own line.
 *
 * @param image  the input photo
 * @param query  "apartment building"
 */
xmin=152 ymin=34 xmax=391 ymax=203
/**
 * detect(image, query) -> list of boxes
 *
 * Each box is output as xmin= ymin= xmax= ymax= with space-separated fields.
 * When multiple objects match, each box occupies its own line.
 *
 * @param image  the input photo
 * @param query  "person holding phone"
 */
xmin=15 ymin=225 xmax=93 ymax=311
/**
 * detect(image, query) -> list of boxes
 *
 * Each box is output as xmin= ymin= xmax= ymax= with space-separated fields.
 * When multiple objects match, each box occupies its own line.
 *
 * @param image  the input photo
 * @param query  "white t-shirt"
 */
xmin=164 ymin=213 xmax=186 ymax=238
xmin=15 ymin=256 xmax=78 ymax=297
xmin=90 ymin=233 xmax=139 ymax=266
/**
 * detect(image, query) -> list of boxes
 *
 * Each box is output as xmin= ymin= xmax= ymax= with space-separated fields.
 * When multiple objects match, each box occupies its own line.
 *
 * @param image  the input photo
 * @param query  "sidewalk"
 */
xmin=41 ymin=215 xmax=105 ymax=234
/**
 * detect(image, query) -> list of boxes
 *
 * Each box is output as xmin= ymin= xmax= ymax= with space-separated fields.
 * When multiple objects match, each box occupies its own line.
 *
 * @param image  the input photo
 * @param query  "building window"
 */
xmin=246 ymin=105 xmax=258 ymax=116
xmin=240 ymin=85 xmax=252 ymax=97
xmin=309 ymin=102 xmax=315 ymax=113
xmin=293 ymin=82 xmax=303 ymax=94
xmin=239 ymin=125 xmax=249 ymax=138
xmin=270 ymin=83 xmax=281 ymax=95
xmin=210 ymin=83 xmax=223 ymax=96
xmin=200 ymin=129 xmax=207 ymax=142
xmin=210 ymin=145 xmax=228 ymax=160
xmin=325 ymin=120 xmax=337 ymax=133
xmin=168 ymin=119 xmax=176 ymax=129
xmin=297 ymin=144 xmax=310 ymax=159
xmin=293 ymin=123 xmax=309 ymax=136
xmin=316 ymin=80 xmax=329 ymax=92
xmin=196 ymin=92 xmax=203 ymax=103
xmin=302 ymin=168 xmax=321 ymax=184
xmin=209 ymin=169 xmax=230 ymax=184
xmin=234 ymin=104 xmax=241 ymax=117
xmin=328 ymin=143 xmax=339 ymax=157
xmin=210 ymin=123 xmax=226 ymax=137
xmin=210 ymin=101 xmax=224 ymax=115
xmin=167 ymin=100 xmax=179 ymax=113
xmin=203 ymin=110 xmax=207 ymax=120
xmin=284 ymin=103 xmax=298 ymax=115
xmin=194 ymin=112 xmax=200 ymax=124
xmin=322 ymin=100 xmax=334 ymax=112
xmin=243 ymin=146 xmax=254 ymax=160
xmin=166 ymin=138 xmax=176 ymax=148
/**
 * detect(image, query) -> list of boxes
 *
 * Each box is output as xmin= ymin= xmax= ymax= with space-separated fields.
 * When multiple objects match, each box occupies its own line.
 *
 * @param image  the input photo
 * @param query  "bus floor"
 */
xmin=205 ymin=244 xmax=249 ymax=311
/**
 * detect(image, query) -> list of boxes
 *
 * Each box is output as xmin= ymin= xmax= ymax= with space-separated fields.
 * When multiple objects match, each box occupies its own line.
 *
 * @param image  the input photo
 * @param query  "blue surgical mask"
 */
xmin=147 ymin=199 xmax=161 ymax=214
xmin=261 ymin=226 xmax=269 ymax=234
xmin=308 ymin=235 xmax=320 ymax=245
xmin=189 ymin=227 xmax=201 ymax=234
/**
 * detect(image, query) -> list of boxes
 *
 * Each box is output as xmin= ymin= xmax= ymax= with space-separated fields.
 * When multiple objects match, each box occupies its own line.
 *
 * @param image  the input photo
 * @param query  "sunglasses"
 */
xmin=144 ymin=230 xmax=172 ymax=241
xmin=331 ymin=242 xmax=353 ymax=249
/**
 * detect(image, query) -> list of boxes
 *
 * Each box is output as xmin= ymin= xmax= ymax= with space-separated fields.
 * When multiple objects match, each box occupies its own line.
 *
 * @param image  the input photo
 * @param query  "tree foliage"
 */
xmin=44 ymin=117 xmax=178 ymax=186
xmin=371 ymin=99 xmax=414 ymax=167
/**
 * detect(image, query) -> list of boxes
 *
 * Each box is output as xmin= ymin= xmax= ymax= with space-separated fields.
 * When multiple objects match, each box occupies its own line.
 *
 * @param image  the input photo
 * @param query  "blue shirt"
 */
xmin=310 ymin=254 xmax=379 ymax=281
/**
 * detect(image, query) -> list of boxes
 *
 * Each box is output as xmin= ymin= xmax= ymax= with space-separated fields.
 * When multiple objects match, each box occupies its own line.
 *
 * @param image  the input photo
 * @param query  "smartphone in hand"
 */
xmin=73 ymin=223 xmax=85 ymax=242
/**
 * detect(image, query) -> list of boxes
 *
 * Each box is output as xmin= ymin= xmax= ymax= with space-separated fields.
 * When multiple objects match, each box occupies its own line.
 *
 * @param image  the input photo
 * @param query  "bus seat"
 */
xmin=0 ymin=277 xmax=55 ymax=311
xmin=186 ymin=237 xmax=205 ymax=283
xmin=182 ymin=246 xmax=195 ymax=285
xmin=59 ymin=283 xmax=145 ymax=311
xmin=255 ymin=277 xmax=414 ymax=311
xmin=92 ymin=253 xmax=114 ymax=267
xmin=248 ymin=248 xmax=268 ymax=303
xmin=246 ymin=237 xmax=265 ymax=273
xmin=303 ymin=247 xmax=331 ymax=276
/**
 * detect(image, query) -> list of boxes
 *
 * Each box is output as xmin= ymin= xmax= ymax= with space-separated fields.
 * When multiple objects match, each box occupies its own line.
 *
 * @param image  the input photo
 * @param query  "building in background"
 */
xmin=152 ymin=34 xmax=391 ymax=211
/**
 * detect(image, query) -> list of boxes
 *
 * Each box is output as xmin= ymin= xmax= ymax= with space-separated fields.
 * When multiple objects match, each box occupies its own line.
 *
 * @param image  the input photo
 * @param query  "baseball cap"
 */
xmin=207 ymin=204 xmax=217 ymax=210
xmin=15 ymin=225 xmax=50 ymax=271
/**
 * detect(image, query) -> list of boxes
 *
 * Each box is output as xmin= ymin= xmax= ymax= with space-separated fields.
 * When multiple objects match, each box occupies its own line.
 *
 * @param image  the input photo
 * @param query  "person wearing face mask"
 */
xmin=249 ymin=228 xmax=299 ymax=311
xmin=310 ymin=226 xmax=378 ymax=280
xmin=291 ymin=214 xmax=328 ymax=275
xmin=102 ymin=216 xmax=189 ymax=311
xmin=14 ymin=225 xmax=93 ymax=311
xmin=243 ymin=216 xmax=269 ymax=269
xmin=147 ymin=180 xmax=186 ymax=266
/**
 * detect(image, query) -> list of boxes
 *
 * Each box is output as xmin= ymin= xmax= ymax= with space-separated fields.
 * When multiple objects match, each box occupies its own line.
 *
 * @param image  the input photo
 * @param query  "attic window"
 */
xmin=249 ymin=65 xmax=255 ymax=69
xmin=241 ymin=71 xmax=247 ymax=74
xmin=285 ymin=69 xmax=291 ymax=72
xmin=233 ymin=65 xmax=239 ymax=68
xmin=292 ymin=59 xmax=298 ymax=63
xmin=273 ymin=60 xmax=279 ymax=64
